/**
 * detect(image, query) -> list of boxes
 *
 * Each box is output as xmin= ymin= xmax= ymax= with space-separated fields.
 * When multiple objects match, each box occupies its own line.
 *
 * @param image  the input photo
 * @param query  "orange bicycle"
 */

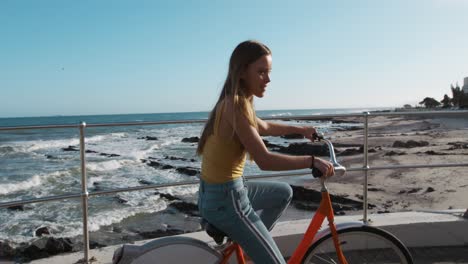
xmin=113 ymin=136 xmax=413 ymax=264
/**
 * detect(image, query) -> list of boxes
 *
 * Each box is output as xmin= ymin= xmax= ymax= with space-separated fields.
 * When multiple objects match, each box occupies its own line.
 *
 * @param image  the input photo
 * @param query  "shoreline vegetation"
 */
xmin=1 ymin=110 xmax=468 ymax=262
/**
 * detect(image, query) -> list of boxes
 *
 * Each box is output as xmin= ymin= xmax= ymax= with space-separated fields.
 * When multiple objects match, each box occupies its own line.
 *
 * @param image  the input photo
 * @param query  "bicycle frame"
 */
xmin=219 ymin=180 xmax=348 ymax=264
xmin=287 ymin=179 xmax=347 ymax=264
xmin=220 ymin=243 xmax=246 ymax=264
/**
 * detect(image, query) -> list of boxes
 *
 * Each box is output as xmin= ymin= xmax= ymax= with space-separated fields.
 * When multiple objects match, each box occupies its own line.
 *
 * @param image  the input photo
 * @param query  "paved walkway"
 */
xmin=18 ymin=210 xmax=468 ymax=263
xmin=411 ymin=246 xmax=468 ymax=264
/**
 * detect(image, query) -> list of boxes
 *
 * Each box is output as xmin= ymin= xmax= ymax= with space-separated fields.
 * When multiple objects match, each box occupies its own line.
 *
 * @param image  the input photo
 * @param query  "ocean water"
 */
xmin=0 ymin=108 xmax=388 ymax=243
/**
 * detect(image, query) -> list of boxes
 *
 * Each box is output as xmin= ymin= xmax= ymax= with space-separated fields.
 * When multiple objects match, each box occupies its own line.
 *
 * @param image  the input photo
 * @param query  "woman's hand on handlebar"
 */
xmin=313 ymin=157 xmax=335 ymax=178
xmin=302 ymin=126 xmax=318 ymax=142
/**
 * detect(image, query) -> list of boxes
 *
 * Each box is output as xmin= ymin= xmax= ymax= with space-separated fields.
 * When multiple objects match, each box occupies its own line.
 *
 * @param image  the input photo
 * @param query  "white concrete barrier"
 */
xmin=30 ymin=210 xmax=468 ymax=264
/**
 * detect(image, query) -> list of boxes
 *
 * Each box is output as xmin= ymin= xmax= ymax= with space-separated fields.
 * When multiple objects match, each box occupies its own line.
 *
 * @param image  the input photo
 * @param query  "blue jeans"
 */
xmin=198 ymin=178 xmax=292 ymax=264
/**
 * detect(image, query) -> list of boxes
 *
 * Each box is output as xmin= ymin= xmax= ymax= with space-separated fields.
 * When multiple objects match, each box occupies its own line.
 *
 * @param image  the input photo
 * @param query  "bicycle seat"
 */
xmin=201 ymin=219 xmax=227 ymax=245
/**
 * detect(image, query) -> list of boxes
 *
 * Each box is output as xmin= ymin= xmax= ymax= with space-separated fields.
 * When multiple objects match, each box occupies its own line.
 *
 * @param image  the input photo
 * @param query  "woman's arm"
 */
xmin=225 ymin=103 xmax=332 ymax=174
xmin=257 ymin=117 xmax=317 ymax=141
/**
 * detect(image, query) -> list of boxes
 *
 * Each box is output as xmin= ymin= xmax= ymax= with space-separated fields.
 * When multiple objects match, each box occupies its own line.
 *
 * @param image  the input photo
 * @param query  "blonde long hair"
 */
xmin=197 ymin=40 xmax=271 ymax=155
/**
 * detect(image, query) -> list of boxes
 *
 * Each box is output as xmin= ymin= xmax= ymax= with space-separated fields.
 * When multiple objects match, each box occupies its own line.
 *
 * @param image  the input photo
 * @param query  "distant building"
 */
xmin=463 ymin=77 xmax=468 ymax=94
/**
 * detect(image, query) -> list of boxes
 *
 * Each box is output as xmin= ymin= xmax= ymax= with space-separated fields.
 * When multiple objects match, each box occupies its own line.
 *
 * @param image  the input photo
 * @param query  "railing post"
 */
xmin=79 ymin=122 xmax=90 ymax=263
xmin=363 ymin=112 xmax=370 ymax=224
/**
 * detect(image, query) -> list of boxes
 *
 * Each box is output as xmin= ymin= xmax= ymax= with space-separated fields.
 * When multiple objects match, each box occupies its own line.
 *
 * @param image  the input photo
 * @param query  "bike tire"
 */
xmin=301 ymin=225 xmax=413 ymax=264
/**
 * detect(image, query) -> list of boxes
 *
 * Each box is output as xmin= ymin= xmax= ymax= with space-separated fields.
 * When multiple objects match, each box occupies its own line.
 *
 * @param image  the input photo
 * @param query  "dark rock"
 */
xmin=62 ymin=146 xmax=79 ymax=151
xmin=384 ymin=151 xmax=406 ymax=156
xmin=7 ymin=205 xmax=24 ymax=211
xmin=0 ymin=241 xmax=14 ymax=257
xmin=447 ymin=142 xmax=468 ymax=150
xmin=138 ymin=180 xmax=153 ymax=185
xmin=335 ymin=126 xmax=362 ymax=131
xmin=333 ymin=143 xmax=363 ymax=148
xmin=89 ymin=240 xmax=106 ymax=249
xmin=425 ymin=187 xmax=435 ymax=193
xmin=93 ymin=184 xmax=103 ymax=191
xmin=165 ymin=156 xmax=187 ymax=161
xmin=85 ymin=150 xmax=98 ymax=154
xmin=290 ymin=185 xmax=366 ymax=211
xmin=115 ymin=196 xmax=128 ymax=204
xmin=368 ymin=188 xmax=384 ymax=192
xmin=263 ymin=139 xmax=282 ymax=149
xmin=45 ymin=237 xmax=73 ymax=254
xmin=378 ymin=210 xmax=390 ymax=214
xmin=169 ymin=201 xmax=199 ymax=216
xmin=21 ymin=243 xmax=49 ymax=260
xmin=392 ymin=140 xmax=429 ymax=148
xmin=162 ymin=165 xmax=174 ymax=170
xmin=339 ymin=148 xmax=362 ymax=156
xmin=113 ymin=226 xmax=123 ymax=233
xmin=138 ymin=229 xmax=184 ymax=239
xmin=146 ymin=161 xmax=162 ymax=168
xmin=138 ymin=136 xmax=158 ymax=141
xmin=182 ymin=137 xmax=199 ymax=143
xmin=176 ymin=167 xmax=199 ymax=176
xmin=45 ymin=155 xmax=55 ymax=159
xmin=281 ymin=134 xmax=304 ymax=139
xmin=155 ymin=192 xmax=180 ymax=201
xmin=424 ymin=150 xmax=446 ymax=155
xmin=275 ymin=143 xmax=329 ymax=156
xmin=35 ymin=227 xmax=50 ymax=237
xmin=407 ymin=188 xmax=422 ymax=194
xmin=331 ymin=119 xmax=362 ymax=124
xmin=100 ymin=153 xmax=120 ymax=157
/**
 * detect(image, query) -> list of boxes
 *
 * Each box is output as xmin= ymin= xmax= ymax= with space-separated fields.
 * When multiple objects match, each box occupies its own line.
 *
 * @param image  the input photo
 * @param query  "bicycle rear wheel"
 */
xmin=302 ymin=225 xmax=413 ymax=264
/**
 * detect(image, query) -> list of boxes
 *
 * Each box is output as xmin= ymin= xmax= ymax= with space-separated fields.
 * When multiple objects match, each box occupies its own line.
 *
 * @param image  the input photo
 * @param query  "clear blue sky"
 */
xmin=1 ymin=0 xmax=467 ymax=118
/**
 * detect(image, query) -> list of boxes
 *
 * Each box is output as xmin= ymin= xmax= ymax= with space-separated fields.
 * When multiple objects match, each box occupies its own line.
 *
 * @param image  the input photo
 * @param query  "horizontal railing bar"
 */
xmin=2 ymin=162 xmax=467 ymax=209
xmin=85 ymin=119 xmax=207 ymax=128
xmin=370 ymin=110 xmax=468 ymax=117
xmin=347 ymin=162 xmax=468 ymax=171
xmin=88 ymin=180 xmax=201 ymax=197
xmin=2 ymin=110 xmax=467 ymax=131
xmin=0 ymin=193 xmax=82 ymax=208
xmin=0 ymin=124 xmax=81 ymax=131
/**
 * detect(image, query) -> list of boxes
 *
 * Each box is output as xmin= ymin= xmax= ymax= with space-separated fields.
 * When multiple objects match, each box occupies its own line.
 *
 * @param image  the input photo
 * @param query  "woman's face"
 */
xmin=242 ymin=54 xmax=272 ymax=98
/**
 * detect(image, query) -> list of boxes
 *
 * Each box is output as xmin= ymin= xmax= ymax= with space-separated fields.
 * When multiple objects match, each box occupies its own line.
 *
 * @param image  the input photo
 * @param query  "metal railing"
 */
xmin=1 ymin=110 xmax=468 ymax=263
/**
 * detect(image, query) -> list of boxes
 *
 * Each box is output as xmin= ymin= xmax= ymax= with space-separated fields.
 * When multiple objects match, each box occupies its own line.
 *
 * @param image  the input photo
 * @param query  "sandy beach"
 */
xmin=281 ymin=113 xmax=468 ymax=221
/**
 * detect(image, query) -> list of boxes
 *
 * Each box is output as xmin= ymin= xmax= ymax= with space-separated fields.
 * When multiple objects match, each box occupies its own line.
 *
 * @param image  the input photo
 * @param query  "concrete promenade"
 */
xmin=22 ymin=209 xmax=468 ymax=264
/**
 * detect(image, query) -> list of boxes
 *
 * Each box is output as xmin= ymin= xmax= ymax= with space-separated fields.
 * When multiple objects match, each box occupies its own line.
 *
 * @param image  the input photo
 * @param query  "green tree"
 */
xmin=460 ymin=93 xmax=468 ymax=108
xmin=440 ymin=94 xmax=452 ymax=108
xmin=451 ymin=84 xmax=462 ymax=107
xmin=419 ymin=97 xmax=441 ymax=108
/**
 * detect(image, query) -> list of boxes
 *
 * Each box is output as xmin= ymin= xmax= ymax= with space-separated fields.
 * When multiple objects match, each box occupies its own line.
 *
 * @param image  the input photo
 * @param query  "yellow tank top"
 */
xmin=201 ymin=102 xmax=246 ymax=183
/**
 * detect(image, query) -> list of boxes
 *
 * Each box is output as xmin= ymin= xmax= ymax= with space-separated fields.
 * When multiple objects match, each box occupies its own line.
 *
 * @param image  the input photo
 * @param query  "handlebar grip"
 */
xmin=312 ymin=167 xmax=323 ymax=178
xmin=312 ymin=133 xmax=324 ymax=141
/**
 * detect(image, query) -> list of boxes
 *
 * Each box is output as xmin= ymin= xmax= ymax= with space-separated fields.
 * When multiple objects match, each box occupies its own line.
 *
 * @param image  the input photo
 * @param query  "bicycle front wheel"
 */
xmin=302 ymin=225 xmax=413 ymax=264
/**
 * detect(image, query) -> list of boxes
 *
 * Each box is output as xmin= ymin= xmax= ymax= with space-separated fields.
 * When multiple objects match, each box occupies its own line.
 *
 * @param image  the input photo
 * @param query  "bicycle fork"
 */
xmin=288 ymin=191 xmax=348 ymax=264
xmin=323 ymin=193 xmax=348 ymax=264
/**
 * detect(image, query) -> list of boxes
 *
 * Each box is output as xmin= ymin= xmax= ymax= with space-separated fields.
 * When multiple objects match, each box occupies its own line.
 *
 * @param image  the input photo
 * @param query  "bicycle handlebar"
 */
xmin=311 ymin=133 xmax=346 ymax=178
